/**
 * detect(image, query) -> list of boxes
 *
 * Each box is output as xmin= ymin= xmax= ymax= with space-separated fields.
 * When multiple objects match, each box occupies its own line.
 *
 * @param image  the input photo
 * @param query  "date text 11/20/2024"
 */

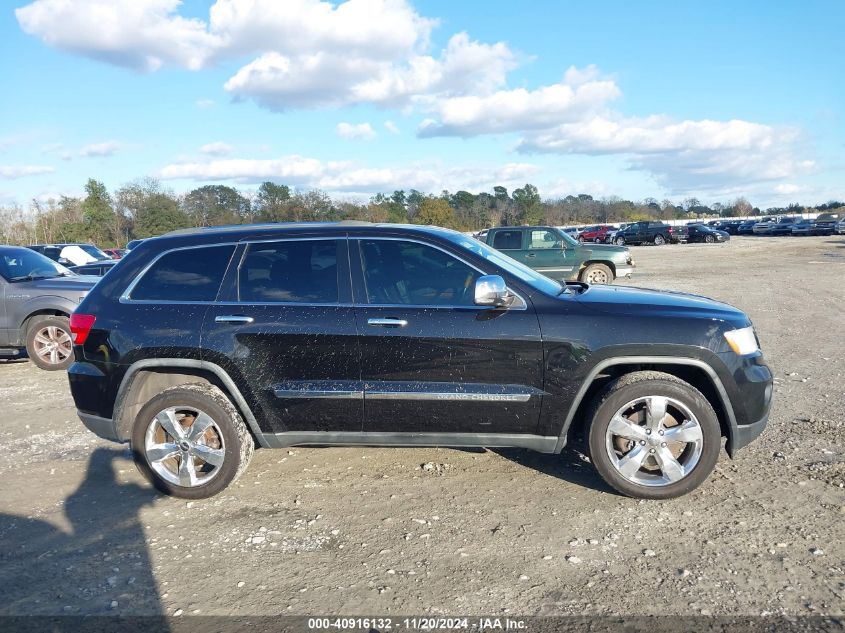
xmin=307 ymin=617 xmax=527 ymax=630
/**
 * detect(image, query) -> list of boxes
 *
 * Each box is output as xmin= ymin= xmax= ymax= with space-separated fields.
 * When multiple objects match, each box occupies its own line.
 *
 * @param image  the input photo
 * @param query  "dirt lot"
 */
xmin=0 ymin=235 xmax=843 ymax=618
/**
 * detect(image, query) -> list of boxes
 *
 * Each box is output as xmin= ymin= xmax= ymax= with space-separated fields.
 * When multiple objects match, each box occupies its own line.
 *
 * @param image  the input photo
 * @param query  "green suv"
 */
xmin=484 ymin=225 xmax=634 ymax=284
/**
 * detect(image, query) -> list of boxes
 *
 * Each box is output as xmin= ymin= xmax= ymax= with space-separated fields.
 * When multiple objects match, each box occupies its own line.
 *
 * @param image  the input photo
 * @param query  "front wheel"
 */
xmin=578 ymin=235 xmax=585 ymax=243
xmin=26 ymin=316 xmax=74 ymax=370
xmin=705 ymin=234 xmax=715 ymax=243
xmin=586 ymin=371 xmax=721 ymax=499
xmin=615 ymin=236 xmax=626 ymax=245
xmin=594 ymin=237 xmax=602 ymax=243
xmin=580 ymin=263 xmax=614 ymax=285
xmin=131 ymin=384 xmax=254 ymax=499
xmin=653 ymin=234 xmax=666 ymax=245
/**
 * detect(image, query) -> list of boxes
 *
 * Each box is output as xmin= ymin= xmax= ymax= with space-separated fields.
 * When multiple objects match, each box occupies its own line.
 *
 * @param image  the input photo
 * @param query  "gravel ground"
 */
xmin=0 ymin=235 xmax=843 ymax=618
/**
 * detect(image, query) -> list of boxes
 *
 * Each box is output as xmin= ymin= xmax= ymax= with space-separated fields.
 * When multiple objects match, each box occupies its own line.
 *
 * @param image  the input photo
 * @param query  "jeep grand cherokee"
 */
xmin=68 ymin=222 xmax=773 ymax=500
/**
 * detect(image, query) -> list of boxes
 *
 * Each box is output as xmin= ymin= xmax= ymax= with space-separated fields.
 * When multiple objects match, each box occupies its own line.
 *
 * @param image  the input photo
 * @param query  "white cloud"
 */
xmin=516 ymin=115 xmax=813 ymax=194
xmin=199 ymin=141 xmax=234 ymax=156
xmin=16 ymin=0 xmax=218 ymax=71
xmin=336 ymin=122 xmax=376 ymax=141
xmin=0 ymin=165 xmax=55 ymax=179
xmin=223 ymin=31 xmax=516 ymax=110
xmin=418 ymin=70 xmax=620 ymax=137
xmin=158 ymin=154 xmax=540 ymax=194
xmin=195 ymin=98 xmax=215 ymax=108
xmin=384 ymin=120 xmax=400 ymax=134
xmin=80 ymin=141 xmax=121 ymax=157
xmin=774 ymin=183 xmax=800 ymax=195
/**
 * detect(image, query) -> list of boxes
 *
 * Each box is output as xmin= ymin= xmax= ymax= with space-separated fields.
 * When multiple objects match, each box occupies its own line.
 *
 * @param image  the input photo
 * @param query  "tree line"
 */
xmin=0 ymin=177 xmax=841 ymax=247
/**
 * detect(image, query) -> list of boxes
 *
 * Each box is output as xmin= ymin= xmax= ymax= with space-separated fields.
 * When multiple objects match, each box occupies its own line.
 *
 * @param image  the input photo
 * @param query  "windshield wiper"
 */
xmin=9 ymin=274 xmax=52 ymax=282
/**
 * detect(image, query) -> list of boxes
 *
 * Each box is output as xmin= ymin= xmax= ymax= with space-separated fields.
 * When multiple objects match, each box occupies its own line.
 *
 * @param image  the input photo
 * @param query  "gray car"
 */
xmin=0 ymin=246 xmax=98 ymax=370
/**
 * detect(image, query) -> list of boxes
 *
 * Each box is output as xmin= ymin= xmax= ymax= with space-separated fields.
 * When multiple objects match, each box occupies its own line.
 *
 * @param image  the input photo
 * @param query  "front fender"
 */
xmin=11 ymin=295 xmax=79 ymax=344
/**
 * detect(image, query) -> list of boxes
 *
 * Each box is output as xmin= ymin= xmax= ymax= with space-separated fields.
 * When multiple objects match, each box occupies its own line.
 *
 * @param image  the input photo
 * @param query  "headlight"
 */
xmin=724 ymin=326 xmax=759 ymax=355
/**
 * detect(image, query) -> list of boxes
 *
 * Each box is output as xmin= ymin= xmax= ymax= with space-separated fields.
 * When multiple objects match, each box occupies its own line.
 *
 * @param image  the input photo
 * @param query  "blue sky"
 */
xmin=1 ymin=0 xmax=843 ymax=208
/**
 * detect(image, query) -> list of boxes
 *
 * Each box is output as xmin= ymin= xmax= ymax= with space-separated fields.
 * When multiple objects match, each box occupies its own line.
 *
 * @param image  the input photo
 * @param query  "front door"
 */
xmin=202 ymin=238 xmax=362 ymax=434
xmin=523 ymin=227 xmax=580 ymax=281
xmin=351 ymin=237 xmax=544 ymax=435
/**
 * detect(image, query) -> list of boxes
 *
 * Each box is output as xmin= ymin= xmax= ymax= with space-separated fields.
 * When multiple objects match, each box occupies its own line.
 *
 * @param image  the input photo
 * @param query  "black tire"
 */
xmin=131 ymin=384 xmax=254 ymax=499
xmin=653 ymin=234 xmax=666 ymax=245
xmin=594 ymin=237 xmax=602 ymax=243
xmin=615 ymin=236 xmax=625 ymax=245
xmin=578 ymin=235 xmax=585 ymax=243
xmin=705 ymin=234 xmax=715 ymax=243
xmin=586 ymin=371 xmax=721 ymax=499
xmin=25 ymin=316 xmax=74 ymax=371
xmin=579 ymin=263 xmax=614 ymax=285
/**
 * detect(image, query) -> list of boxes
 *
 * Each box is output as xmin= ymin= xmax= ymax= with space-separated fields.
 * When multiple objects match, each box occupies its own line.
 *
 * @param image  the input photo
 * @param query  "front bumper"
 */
xmin=615 ymin=265 xmax=635 ymax=278
xmin=78 ymin=412 xmax=123 ymax=443
xmin=727 ymin=410 xmax=769 ymax=457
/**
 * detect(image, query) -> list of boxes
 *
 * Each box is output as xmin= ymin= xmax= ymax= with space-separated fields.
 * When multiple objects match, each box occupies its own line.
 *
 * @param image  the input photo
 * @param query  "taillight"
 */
xmin=69 ymin=313 xmax=96 ymax=344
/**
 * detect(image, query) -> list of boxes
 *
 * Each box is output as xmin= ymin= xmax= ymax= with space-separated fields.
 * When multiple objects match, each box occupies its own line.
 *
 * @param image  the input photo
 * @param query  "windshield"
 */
xmin=0 ymin=247 xmax=74 ymax=282
xmin=78 ymin=244 xmax=110 ymax=260
xmin=445 ymin=233 xmax=564 ymax=296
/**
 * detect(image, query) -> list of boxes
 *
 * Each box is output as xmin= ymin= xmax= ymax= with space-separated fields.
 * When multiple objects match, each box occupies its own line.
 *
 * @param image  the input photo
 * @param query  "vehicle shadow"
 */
xmin=0 ymin=447 xmax=167 ymax=622
xmin=490 ymin=446 xmax=619 ymax=495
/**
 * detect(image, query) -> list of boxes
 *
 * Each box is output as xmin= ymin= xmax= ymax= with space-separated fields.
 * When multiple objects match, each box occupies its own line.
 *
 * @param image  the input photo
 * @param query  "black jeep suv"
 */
xmin=68 ymin=223 xmax=772 ymax=500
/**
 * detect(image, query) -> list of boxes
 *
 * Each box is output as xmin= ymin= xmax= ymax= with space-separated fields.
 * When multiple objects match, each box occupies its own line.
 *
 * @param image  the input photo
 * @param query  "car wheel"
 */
xmin=131 ymin=384 xmax=254 ymax=499
xmin=615 ymin=236 xmax=625 ymax=245
xmin=653 ymin=234 xmax=666 ymax=245
xmin=705 ymin=234 xmax=715 ymax=243
xmin=580 ymin=263 xmax=614 ymax=285
xmin=586 ymin=371 xmax=720 ymax=499
xmin=594 ymin=237 xmax=602 ymax=243
xmin=578 ymin=235 xmax=585 ymax=243
xmin=25 ymin=316 xmax=74 ymax=371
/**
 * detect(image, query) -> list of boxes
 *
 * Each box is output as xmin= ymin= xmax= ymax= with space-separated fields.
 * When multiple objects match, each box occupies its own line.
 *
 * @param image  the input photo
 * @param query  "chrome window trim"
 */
xmin=119 ymin=241 xmax=240 ymax=304
xmin=119 ymin=234 xmax=527 ymax=311
xmin=354 ymin=236 xmax=527 ymax=311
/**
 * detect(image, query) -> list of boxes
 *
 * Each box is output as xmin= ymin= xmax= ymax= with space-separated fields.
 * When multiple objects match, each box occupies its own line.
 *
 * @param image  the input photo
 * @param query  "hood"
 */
xmin=573 ymin=284 xmax=749 ymax=326
xmin=24 ymin=275 xmax=99 ymax=292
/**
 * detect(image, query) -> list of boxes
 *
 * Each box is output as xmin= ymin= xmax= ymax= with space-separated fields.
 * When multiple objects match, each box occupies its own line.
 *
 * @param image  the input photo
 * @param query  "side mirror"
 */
xmin=474 ymin=275 xmax=514 ymax=308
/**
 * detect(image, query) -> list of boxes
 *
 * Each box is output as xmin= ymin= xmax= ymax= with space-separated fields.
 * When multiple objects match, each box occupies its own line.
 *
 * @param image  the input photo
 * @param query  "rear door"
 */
xmin=489 ymin=228 xmax=526 ymax=262
xmin=351 ymin=236 xmax=544 ymax=435
xmin=202 ymin=237 xmax=362 ymax=434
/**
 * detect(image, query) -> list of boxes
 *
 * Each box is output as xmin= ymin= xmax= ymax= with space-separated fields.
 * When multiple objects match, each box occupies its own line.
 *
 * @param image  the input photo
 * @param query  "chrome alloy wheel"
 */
xmin=32 ymin=325 xmax=72 ymax=366
xmin=144 ymin=407 xmax=226 ymax=487
xmin=604 ymin=396 xmax=704 ymax=487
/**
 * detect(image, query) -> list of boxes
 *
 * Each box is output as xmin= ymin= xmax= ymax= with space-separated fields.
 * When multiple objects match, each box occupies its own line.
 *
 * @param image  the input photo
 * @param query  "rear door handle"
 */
xmin=367 ymin=318 xmax=408 ymax=328
xmin=214 ymin=315 xmax=254 ymax=324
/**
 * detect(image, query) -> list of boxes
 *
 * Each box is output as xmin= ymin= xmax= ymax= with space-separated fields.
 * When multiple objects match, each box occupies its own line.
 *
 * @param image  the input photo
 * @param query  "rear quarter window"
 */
xmin=491 ymin=230 xmax=523 ymax=250
xmin=128 ymin=244 xmax=235 ymax=302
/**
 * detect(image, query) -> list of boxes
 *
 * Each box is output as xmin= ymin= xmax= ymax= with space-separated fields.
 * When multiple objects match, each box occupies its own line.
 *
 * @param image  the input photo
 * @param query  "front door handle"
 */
xmin=214 ymin=315 xmax=254 ymax=324
xmin=526 ymin=253 xmax=536 ymax=258
xmin=367 ymin=318 xmax=408 ymax=328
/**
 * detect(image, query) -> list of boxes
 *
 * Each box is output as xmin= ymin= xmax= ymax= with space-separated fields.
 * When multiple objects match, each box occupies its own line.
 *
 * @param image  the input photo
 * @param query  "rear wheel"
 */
xmin=131 ymin=384 xmax=254 ymax=499
xmin=580 ymin=263 xmax=614 ymax=285
xmin=653 ymin=234 xmax=666 ymax=245
xmin=26 ymin=316 xmax=73 ymax=371
xmin=578 ymin=235 xmax=585 ymax=243
xmin=586 ymin=371 xmax=721 ymax=499
xmin=594 ymin=237 xmax=602 ymax=243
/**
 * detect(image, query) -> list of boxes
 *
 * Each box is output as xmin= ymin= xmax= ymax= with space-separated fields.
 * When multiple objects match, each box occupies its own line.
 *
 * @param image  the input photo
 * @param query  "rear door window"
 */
xmin=491 ymin=230 xmax=523 ymax=250
xmin=238 ymin=240 xmax=339 ymax=304
xmin=129 ymin=245 xmax=235 ymax=302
